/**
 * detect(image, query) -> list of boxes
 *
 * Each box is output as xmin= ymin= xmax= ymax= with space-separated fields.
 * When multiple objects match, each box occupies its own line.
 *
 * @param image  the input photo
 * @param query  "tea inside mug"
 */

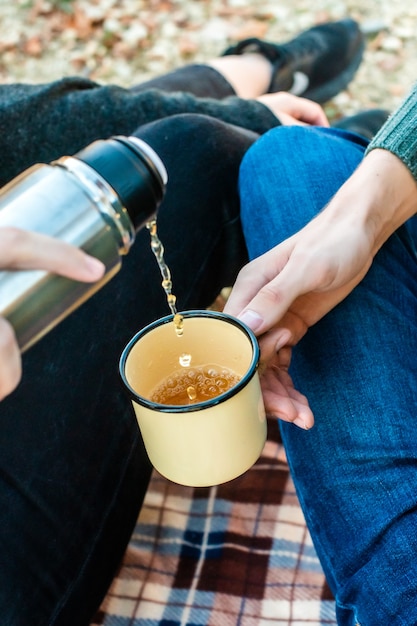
xmin=123 ymin=312 xmax=255 ymax=407
xmin=150 ymin=363 xmax=241 ymax=405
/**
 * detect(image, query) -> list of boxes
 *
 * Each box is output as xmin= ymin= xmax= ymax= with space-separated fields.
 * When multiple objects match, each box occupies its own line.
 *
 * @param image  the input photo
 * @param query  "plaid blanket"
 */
xmin=92 ymin=418 xmax=336 ymax=625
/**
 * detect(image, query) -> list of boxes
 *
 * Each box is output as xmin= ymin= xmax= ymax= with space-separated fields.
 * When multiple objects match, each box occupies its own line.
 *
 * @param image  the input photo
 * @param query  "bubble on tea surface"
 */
xmin=187 ymin=386 xmax=197 ymax=401
xmin=150 ymin=364 xmax=241 ymax=406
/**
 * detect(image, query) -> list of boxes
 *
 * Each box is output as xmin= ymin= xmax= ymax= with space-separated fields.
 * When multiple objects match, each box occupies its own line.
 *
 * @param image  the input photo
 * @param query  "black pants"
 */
xmin=0 ymin=66 xmax=266 ymax=625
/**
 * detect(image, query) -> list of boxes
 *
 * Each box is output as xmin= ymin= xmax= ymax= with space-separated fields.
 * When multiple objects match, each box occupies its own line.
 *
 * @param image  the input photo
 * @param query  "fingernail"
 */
xmin=275 ymin=329 xmax=292 ymax=351
xmin=85 ymin=256 xmax=105 ymax=278
xmin=293 ymin=417 xmax=310 ymax=430
xmin=238 ymin=310 xmax=263 ymax=332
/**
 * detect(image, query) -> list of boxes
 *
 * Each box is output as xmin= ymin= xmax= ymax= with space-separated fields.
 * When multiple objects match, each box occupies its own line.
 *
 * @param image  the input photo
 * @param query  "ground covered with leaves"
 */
xmin=0 ymin=0 xmax=416 ymax=119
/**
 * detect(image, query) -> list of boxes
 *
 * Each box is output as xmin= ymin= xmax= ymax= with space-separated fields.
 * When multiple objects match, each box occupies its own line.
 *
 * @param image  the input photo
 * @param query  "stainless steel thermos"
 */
xmin=0 ymin=135 xmax=167 ymax=351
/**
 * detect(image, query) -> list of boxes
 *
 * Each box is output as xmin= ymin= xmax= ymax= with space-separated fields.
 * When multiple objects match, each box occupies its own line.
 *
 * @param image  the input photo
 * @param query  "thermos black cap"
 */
xmin=75 ymin=136 xmax=167 ymax=231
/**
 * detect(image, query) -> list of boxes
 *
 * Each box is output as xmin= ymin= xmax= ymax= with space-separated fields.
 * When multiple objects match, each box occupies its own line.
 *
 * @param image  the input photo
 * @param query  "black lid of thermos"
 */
xmin=75 ymin=136 xmax=166 ymax=231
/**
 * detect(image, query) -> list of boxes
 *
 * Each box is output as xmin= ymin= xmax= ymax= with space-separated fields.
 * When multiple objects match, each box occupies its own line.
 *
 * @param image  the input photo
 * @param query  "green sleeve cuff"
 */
xmin=365 ymin=83 xmax=417 ymax=182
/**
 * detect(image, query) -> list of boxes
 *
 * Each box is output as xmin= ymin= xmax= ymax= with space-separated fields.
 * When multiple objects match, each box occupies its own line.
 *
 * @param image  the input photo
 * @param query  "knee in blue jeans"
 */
xmin=238 ymin=125 xmax=367 ymax=259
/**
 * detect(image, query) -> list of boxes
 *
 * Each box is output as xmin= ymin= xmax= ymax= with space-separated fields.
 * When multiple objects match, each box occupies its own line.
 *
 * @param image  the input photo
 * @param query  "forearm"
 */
xmin=323 ymin=148 xmax=417 ymax=258
xmin=359 ymin=83 xmax=417 ymax=252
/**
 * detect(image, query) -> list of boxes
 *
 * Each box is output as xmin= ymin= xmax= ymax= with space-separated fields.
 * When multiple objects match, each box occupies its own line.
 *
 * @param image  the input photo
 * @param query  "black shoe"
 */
xmin=222 ymin=18 xmax=364 ymax=104
xmin=332 ymin=109 xmax=390 ymax=140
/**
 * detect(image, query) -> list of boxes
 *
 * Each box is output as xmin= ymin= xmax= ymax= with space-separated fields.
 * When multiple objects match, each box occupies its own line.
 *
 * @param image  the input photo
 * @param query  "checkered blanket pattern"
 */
xmin=92 ymin=418 xmax=336 ymax=625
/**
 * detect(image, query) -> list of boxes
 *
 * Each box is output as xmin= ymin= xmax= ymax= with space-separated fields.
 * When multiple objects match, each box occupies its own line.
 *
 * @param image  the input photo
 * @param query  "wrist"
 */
xmin=328 ymin=148 xmax=417 ymax=256
xmin=363 ymin=149 xmax=417 ymax=254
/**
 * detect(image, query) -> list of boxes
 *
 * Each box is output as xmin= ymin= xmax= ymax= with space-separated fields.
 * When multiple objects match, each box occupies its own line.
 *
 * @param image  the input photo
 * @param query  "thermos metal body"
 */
xmin=0 ymin=136 xmax=167 ymax=352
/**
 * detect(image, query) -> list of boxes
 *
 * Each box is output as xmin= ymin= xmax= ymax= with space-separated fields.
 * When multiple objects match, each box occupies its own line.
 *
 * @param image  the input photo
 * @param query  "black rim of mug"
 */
xmin=119 ymin=309 xmax=260 ymax=413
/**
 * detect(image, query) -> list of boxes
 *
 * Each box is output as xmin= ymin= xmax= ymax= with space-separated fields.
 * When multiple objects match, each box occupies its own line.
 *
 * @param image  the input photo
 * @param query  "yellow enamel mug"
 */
xmin=119 ymin=310 xmax=266 ymax=487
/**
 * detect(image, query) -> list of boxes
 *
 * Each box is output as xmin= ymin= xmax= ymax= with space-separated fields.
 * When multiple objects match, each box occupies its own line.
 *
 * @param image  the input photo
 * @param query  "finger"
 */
xmin=225 ymin=242 xmax=296 ymax=319
xmin=261 ymin=367 xmax=314 ymax=429
xmin=256 ymin=93 xmax=329 ymax=127
xmin=229 ymin=258 xmax=311 ymax=335
xmin=294 ymin=98 xmax=330 ymax=126
xmin=274 ymin=112 xmax=305 ymax=126
xmin=0 ymin=227 xmax=105 ymax=281
xmin=0 ymin=318 xmax=21 ymax=400
xmin=257 ymin=311 xmax=308 ymax=358
xmin=272 ymin=94 xmax=329 ymax=126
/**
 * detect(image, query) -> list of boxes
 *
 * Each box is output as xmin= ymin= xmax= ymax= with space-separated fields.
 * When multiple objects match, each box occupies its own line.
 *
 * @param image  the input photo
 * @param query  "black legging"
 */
xmin=0 ymin=64 xmax=268 ymax=625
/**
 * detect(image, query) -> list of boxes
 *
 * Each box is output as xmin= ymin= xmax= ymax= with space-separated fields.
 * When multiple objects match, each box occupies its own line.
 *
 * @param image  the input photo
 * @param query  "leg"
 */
xmin=0 ymin=18 xmax=363 ymax=185
xmin=0 ymin=114 xmax=255 ymax=626
xmin=131 ymin=60 xmax=271 ymax=99
xmin=133 ymin=113 xmax=256 ymax=308
xmin=133 ymin=17 xmax=364 ymax=102
xmin=130 ymin=64 xmax=239 ymax=98
xmin=239 ymin=126 xmax=417 ymax=624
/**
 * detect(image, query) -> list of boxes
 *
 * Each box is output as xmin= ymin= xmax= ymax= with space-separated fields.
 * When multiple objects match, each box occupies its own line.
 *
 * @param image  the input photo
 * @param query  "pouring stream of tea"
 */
xmin=146 ymin=220 xmax=194 ymax=400
xmin=146 ymin=219 xmax=241 ymax=405
xmin=146 ymin=219 xmax=184 ymax=338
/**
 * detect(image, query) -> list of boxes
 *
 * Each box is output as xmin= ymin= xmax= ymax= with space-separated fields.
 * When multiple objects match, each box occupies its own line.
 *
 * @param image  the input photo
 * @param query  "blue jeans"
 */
xmin=239 ymin=126 xmax=417 ymax=625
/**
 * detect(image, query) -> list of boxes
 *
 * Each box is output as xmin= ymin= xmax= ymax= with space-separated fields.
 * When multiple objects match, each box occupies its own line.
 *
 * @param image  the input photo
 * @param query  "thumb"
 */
xmin=234 ymin=261 xmax=307 ymax=336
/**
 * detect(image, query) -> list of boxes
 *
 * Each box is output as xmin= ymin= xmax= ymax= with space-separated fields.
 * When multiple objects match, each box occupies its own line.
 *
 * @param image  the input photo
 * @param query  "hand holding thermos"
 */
xmin=0 ymin=135 xmax=167 ymax=399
